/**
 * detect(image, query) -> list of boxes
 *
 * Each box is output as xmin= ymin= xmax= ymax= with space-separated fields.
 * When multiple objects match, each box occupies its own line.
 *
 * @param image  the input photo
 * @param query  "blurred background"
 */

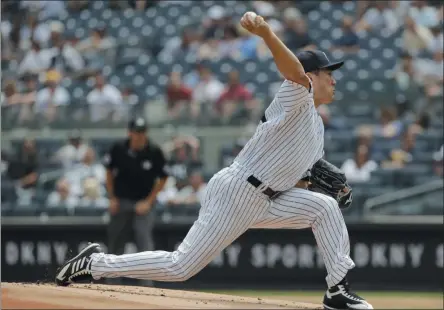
xmin=1 ymin=0 xmax=443 ymax=301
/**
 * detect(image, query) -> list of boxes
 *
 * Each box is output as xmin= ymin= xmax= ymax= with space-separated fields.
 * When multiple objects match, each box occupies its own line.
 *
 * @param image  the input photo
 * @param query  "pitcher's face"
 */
xmin=310 ymin=70 xmax=336 ymax=105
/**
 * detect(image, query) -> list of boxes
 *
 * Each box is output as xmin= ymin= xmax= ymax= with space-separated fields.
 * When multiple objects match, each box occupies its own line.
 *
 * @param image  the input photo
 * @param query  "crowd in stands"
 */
xmin=1 ymin=128 xmax=210 ymax=212
xmin=1 ymin=0 xmax=443 ymax=216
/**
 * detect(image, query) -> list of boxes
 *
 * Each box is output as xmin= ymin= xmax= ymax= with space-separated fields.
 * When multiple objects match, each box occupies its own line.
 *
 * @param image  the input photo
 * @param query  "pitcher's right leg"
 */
xmin=55 ymin=168 xmax=270 ymax=286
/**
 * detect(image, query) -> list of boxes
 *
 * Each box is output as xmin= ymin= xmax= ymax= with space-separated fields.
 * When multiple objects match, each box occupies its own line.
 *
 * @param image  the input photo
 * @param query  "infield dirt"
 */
xmin=2 ymin=282 xmax=322 ymax=309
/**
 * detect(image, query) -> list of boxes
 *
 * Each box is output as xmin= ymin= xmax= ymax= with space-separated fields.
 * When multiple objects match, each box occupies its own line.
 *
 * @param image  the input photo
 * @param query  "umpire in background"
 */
xmin=103 ymin=117 xmax=168 ymax=285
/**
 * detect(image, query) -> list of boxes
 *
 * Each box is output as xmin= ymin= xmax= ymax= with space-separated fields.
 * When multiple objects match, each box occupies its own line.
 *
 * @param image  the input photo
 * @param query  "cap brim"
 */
xmin=320 ymin=61 xmax=344 ymax=71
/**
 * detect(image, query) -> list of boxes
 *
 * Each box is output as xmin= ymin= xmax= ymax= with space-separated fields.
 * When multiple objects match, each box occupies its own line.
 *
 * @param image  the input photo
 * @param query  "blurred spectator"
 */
xmin=355 ymin=2 xmax=401 ymax=35
xmin=382 ymin=124 xmax=422 ymax=169
xmin=415 ymin=50 xmax=444 ymax=88
xmin=47 ymin=21 xmax=85 ymax=75
xmin=414 ymin=112 xmax=432 ymax=131
xmin=428 ymin=25 xmax=444 ymax=54
xmin=1 ymin=16 xmax=22 ymax=61
xmin=165 ymin=71 xmax=193 ymax=119
xmin=341 ymin=144 xmax=378 ymax=183
xmin=1 ymin=80 xmax=23 ymax=106
xmin=198 ymin=38 xmax=222 ymax=61
xmin=64 ymin=148 xmax=106 ymax=197
xmin=218 ymin=24 xmax=242 ymax=60
xmin=167 ymin=170 xmax=207 ymax=206
xmin=7 ymin=138 xmax=39 ymax=205
xmin=158 ymin=28 xmax=200 ymax=63
xmin=202 ymin=6 xmax=228 ymax=41
xmin=76 ymin=25 xmax=115 ymax=54
xmin=216 ymin=70 xmax=258 ymax=123
xmin=163 ymin=135 xmax=202 ymax=181
xmin=18 ymin=40 xmax=52 ymax=76
xmin=220 ymin=138 xmax=247 ymax=168
xmin=107 ymin=0 xmax=130 ymax=10
xmin=17 ymin=74 xmax=39 ymax=123
xmin=355 ymin=0 xmax=372 ymax=19
xmin=75 ymin=24 xmax=116 ymax=68
xmin=236 ymin=23 xmax=261 ymax=60
xmin=20 ymin=0 xmax=66 ymax=22
xmin=281 ymin=14 xmax=315 ymax=52
xmin=53 ymin=129 xmax=89 ymax=169
xmin=331 ymin=16 xmax=360 ymax=53
xmin=283 ymin=6 xmax=302 ymax=21
xmin=1 ymin=1 xmax=21 ymax=14
xmin=47 ymin=178 xmax=78 ymax=208
xmin=156 ymin=177 xmax=180 ymax=206
xmin=433 ymin=145 xmax=443 ymax=178
xmin=415 ymin=50 xmax=443 ymax=117
xmin=20 ymin=13 xmax=50 ymax=50
xmin=373 ymin=106 xmax=404 ymax=139
xmin=402 ymin=15 xmax=433 ymax=57
xmin=389 ymin=0 xmax=412 ymax=22
xmin=1 ymin=79 xmax=26 ymax=130
xmin=252 ymin=0 xmax=277 ymax=19
xmin=86 ymin=73 xmax=123 ymax=122
xmin=183 ymin=62 xmax=206 ymax=88
xmin=317 ymin=105 xmax=347 ymax=131
xmin=78 ymin=177 xmax=109 ymax=208
xmin=114 ymin=87 xmax=140 ymax=121
xmin=1 ymin=150 xmax=9 ymax=176
xmin=191 ymin=66 xmax=224 ymax=118
xmin=35 ymin=70 xmax=70 ymax=122
xmin=393 ymin=52 xmax=423 ymax=113
xmin=128 ymin=0 xmax=158 ymax=11
xmin=121 ymin=87 xmax=139 ymax=106
xmin=66 ymin=0 xmax=89 ymax=12
xmin=408 ymin=0 xmax=441 ymax=28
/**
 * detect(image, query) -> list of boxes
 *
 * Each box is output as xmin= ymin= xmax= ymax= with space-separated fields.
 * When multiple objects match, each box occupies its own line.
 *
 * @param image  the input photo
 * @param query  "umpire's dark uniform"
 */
xmin=103 ymin=118 xmax=168 ymax=285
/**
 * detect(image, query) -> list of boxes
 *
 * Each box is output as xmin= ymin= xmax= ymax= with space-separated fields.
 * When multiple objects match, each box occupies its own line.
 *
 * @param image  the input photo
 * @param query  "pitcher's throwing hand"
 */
xmin=240 ymin=12 xmax=270 ymax=37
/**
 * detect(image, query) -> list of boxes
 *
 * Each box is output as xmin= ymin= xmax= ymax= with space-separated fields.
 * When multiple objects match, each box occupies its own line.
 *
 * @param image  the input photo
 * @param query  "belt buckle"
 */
xmin=269 ymin=191 xmax=280 ymax=199
xmin=264 ymin=187 xmax=280 ymax=199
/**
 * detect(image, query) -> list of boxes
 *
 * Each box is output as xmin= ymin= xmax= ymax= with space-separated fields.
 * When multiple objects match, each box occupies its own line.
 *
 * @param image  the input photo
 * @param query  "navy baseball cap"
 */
xmin=296 ymin=50 xmax=344 ymax=73
xmin=128 ymin=117 xmax=148 ymax=132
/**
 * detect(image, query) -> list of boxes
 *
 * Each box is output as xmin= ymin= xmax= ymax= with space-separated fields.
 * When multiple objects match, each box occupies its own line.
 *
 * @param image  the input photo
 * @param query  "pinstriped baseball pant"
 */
xmin=90 ymin=163 xmax=355 ymax=288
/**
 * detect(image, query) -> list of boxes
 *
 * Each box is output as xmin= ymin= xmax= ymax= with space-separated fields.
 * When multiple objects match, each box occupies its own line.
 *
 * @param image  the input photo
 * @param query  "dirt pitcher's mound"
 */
xmin=2 ymin=283 xmax=322 ymax=309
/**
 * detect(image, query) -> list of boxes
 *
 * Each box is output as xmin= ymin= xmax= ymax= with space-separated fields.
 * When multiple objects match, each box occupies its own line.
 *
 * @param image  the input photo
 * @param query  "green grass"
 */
xmin=203 ymin=290 xmax=443 ymax=298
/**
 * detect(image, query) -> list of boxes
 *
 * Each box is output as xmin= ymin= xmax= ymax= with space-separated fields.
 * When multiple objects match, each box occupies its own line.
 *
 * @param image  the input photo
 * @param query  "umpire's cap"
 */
xmin=128 ymin=117 xmax=148 ymax=133
xmin=296 ymin=50 xmax=344 ymax=73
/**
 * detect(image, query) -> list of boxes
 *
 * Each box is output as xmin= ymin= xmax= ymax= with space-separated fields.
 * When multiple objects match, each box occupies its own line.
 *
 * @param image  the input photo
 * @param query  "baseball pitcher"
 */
xmin=55 ymin=12 xmax=372 ymax=310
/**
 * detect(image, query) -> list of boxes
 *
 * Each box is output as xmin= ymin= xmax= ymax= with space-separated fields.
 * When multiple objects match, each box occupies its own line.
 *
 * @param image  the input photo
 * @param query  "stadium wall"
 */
xmin=2 ymin=219 xmax=442 ymax=291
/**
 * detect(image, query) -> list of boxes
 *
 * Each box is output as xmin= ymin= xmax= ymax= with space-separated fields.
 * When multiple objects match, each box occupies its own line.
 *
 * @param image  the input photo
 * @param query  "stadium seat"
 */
xmin=73 ymin=207 xmax=108 ymax=216
xmin=42 ymin=206 xmax=70 ymax=216
xmin=11 ymin=206 xmax=40 ymax=216
xmin=370 ymin=169 xmax=396 ymax=186
xmin=90 ymin=138 xmax=115 ymax=155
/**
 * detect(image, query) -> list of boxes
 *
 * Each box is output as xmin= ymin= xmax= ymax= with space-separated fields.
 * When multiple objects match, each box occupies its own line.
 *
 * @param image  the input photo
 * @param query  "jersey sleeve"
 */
xmin=277 ymin=80 xmax=312 ymax=112
xmin=102 ymin=144 xmax=117 ymax=170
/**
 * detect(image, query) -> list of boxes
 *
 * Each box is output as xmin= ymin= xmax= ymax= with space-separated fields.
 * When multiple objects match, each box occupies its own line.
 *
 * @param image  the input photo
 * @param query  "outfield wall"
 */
xmin=2 ymin=218 xmax=442 ymax=290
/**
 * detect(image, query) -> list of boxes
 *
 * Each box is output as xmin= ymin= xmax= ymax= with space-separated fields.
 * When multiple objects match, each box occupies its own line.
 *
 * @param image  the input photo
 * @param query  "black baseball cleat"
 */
xmin=55 ymin=242 xmax=101 ymax=286
xmin=323 ymin=278 xmax=373 ymax=310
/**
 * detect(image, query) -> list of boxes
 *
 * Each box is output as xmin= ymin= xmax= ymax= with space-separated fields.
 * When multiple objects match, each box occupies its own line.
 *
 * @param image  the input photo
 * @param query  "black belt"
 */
xmin=247 ymin=175 xmax=280 ymax=199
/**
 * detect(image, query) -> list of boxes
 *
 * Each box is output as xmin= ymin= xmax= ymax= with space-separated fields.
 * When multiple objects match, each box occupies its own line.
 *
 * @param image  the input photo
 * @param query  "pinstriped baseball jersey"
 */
xmin=235 ymin=79 xmax=324 ymax=191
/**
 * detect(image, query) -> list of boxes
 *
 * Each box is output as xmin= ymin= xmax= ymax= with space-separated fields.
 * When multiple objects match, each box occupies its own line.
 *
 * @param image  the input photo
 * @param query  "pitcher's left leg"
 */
xmin=253 ymin=188 xmax=373 ymax=310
